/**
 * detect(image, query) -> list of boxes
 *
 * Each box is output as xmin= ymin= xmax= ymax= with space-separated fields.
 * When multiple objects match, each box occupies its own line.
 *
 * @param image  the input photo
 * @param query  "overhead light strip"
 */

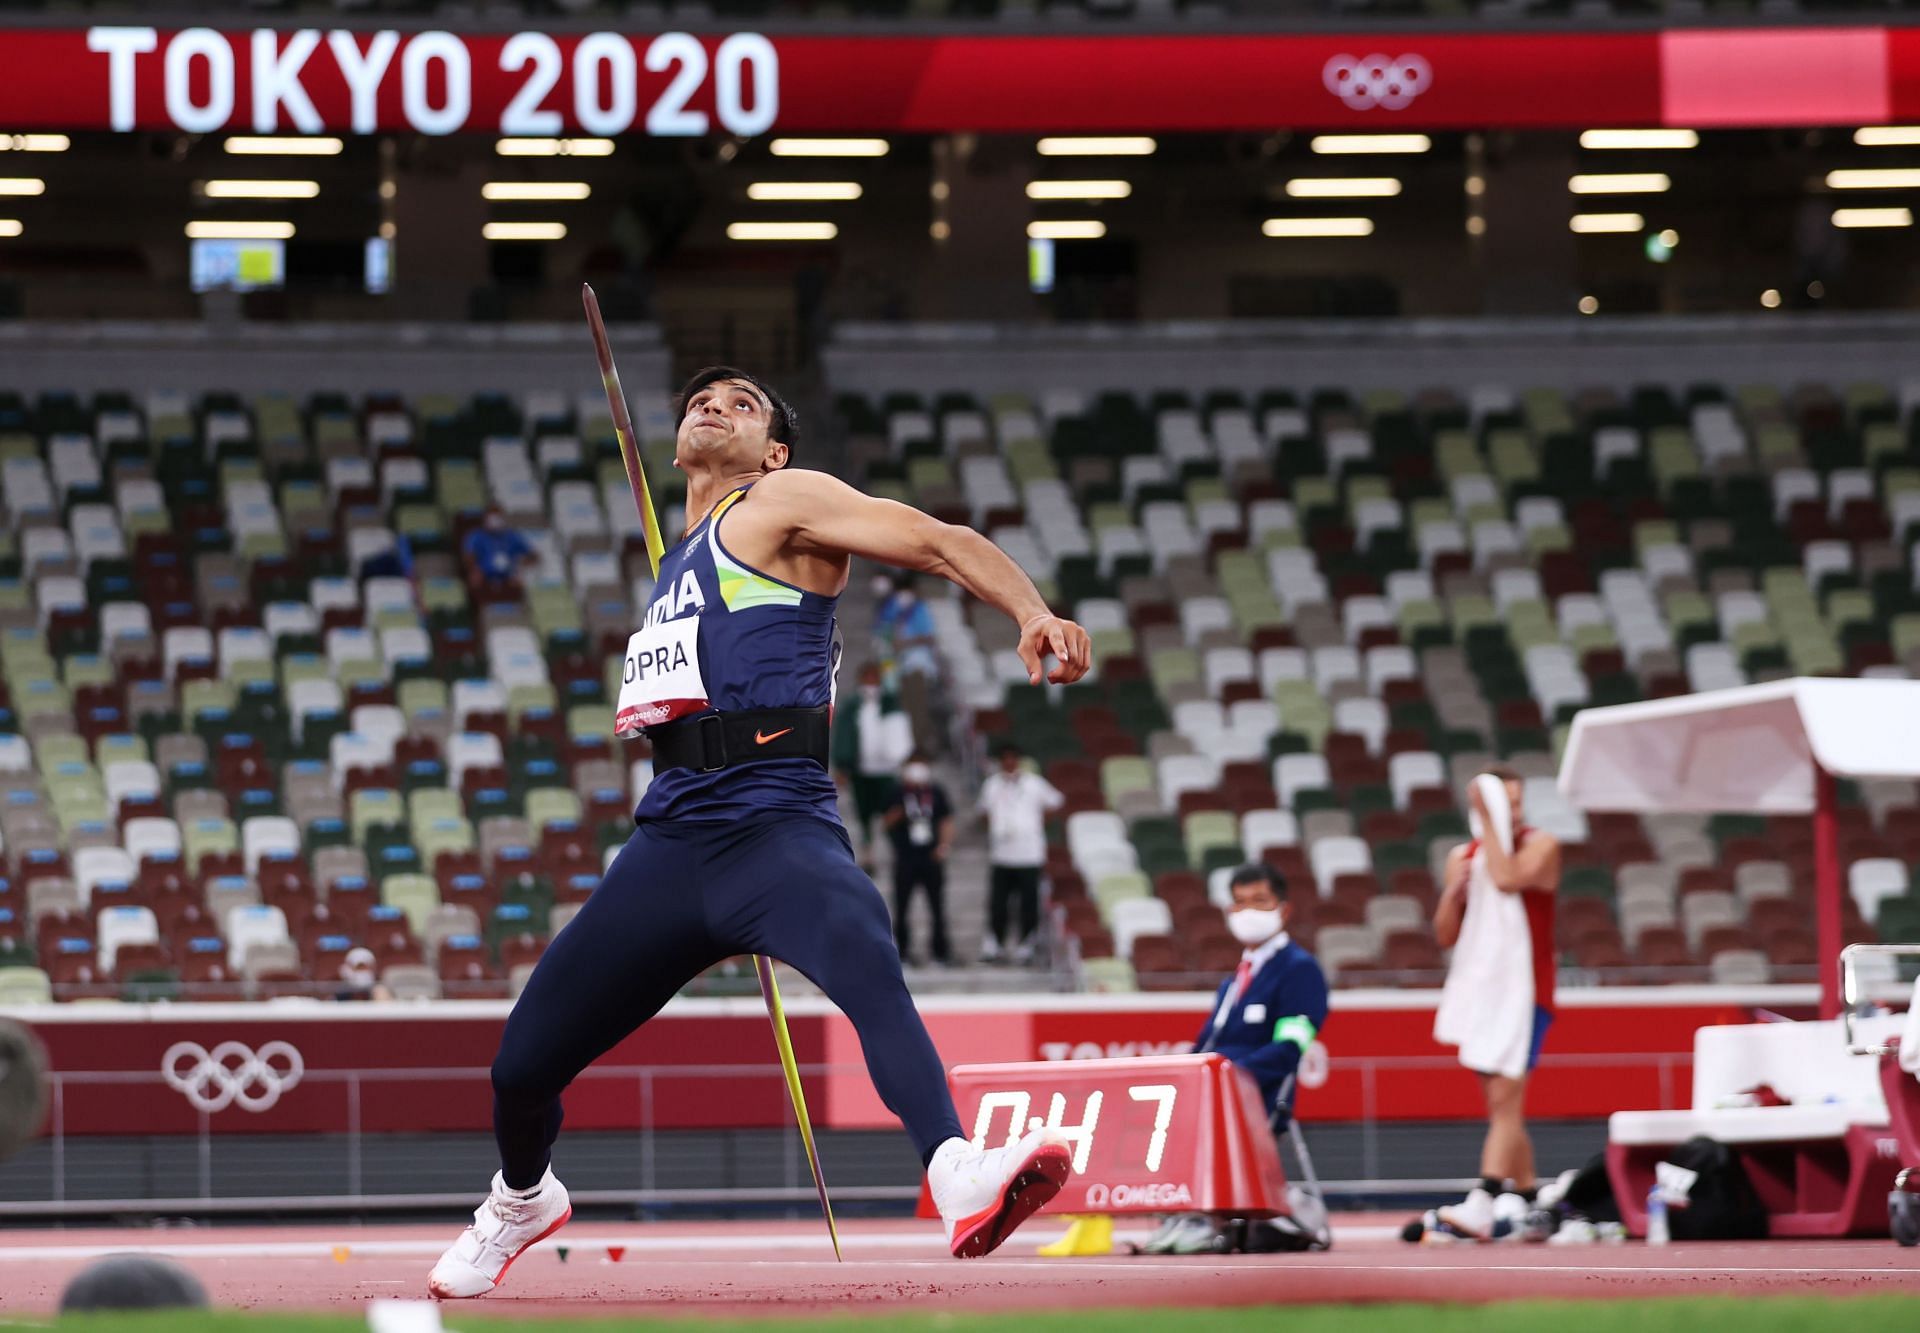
xmin=481 ymin=182 xmax=592 ymax=201
xmin=185 ymin=220 xmax=296 ymax=239
xmin=746 ymin=182 xmax=863 ymax=201
xmin=1285 ymin=178 xmax=1400 ymax=198
xmin=768 ymin=139 xmax=888 ymax=158
xmin=1569 ymin=173 xmax=1671 ymax=194
xmin=495 ymin=138 xmax=615 ymax=157
xmin=483 ymin=221 xmax=569 ymax=240
xmin=1262 ymin=217 xmax=1375 ymax=237
xmin=1025 ymin=180 xmax=1132 ymax=200
xmin=1308 ymin=135 xmax=1431 ymax=155
xmin=1832 ymin=206 xmax=1912 ymax=228
xmin=201 ymin=180 xmax=319 ymax=199
xmin=1037 ymin=137 xmax=1157 ymax=157
xmin=1569 ymin=212 xmax=1645 ymax=233
xmin=727 ymin=221 xmax=840 ymax=240
xmin=223 ymin=136 xmax=343 ymax=156
xmin=1579 ymin=129 xmax=1698 ymax=150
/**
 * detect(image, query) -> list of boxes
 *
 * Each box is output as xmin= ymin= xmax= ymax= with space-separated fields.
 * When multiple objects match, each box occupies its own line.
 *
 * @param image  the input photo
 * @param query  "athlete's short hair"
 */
xmin=1480 ymin=764 xmax=1521 ymax=785
xmin=1229 ymin=862 xmax=1288 ymax=900
xmin=675 ymin=365 xmax=799 ymax=463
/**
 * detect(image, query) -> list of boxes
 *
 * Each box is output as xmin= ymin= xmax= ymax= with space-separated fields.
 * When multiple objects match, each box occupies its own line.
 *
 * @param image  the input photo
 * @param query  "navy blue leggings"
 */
xmin=491 ymin=814 xmax=965 ymax=1188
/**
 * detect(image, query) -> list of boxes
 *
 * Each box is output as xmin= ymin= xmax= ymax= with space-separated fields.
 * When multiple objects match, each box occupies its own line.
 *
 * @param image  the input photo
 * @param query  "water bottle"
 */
xmin=1646 ymin=1185 xmax=1670 ymax=1247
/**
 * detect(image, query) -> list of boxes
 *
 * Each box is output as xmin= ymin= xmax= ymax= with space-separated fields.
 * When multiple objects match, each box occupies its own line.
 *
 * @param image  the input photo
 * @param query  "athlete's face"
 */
xmin=676 ymin=378 xmax=790 ymax=474
xmin=1505 ymin=778 xmax=1525 ymax=822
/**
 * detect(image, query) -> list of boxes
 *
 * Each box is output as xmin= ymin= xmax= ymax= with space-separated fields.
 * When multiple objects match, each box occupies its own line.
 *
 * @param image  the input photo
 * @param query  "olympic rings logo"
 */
xmin=1322 ymin=54 xmax=1432 ymax=111
xmin=161 ymin=1040 xmax=305 ymax=1113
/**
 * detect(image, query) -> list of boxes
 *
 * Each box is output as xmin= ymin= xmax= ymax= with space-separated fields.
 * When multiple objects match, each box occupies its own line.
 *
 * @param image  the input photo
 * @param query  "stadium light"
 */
xmin=769 ymin=139 xmax=889 ymax=158
xmin=1027 ymin=220 xmax=1107 ymax=240
xmin=495 ymin=138 xmax=615 ymax=157
xmin=481 ymin=182 xmax=593 ymax=201
xmin=1025 ymin=181 xmax=1133 ymax=200
xmin=1037 ymin=137 xmax=1157 ymax=156
xmin=1579 ymin=130 xmax=1698 ymax=150
xmin=201 ymin=180 xmax=320 ymax=199
xmin=0 ymin=135 xmax=68 ymax=153
xmin=1284 ymin=178 xmax=1401 ymax=198
xmin=483 ymin=222 xmax=569 ymax=240
xmin=1569 ymin=212 xmax=1645 ymax=233
xmin=1308 ymin=135 xmax=1430 ymax=155
xmin=0 ymin=220 xmax=20 ymax=237
xmin=727 ymin=222 xmax=840 ymax=240
xmin=1262 ymin=217 xmax=1375 ymax=237
xmin=184 ymin=220 xmax=296 ymax=239
xmin=1853 ymin=127 xmax=1920 ymax=147
xmin=1569 ymin=173 xmax=1671 ymax=194
xmin=1825 ymin=168 xmax=1920 ymax=190
xmin=223 ymin=136 xmax=343 ymax=156
xmin=1832 ymin=207 xmax=1913 ymax=228
xmin=0 ymin=179 xmax=45 ymax=196
xmin=746 ymin=183 xmax=864 ymax=201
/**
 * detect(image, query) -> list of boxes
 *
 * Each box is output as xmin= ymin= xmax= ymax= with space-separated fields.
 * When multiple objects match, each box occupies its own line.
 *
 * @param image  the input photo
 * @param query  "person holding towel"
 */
xmin=1431 ymin=766 xmax=1561 ymax=1240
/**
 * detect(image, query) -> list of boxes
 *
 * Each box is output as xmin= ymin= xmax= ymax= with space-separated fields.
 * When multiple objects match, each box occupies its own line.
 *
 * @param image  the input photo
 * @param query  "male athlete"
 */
xmin=429 ymin=368 xmax=1092 ymax=1297
xmin=1431 ymin=767 xmax=1561 ymax=1240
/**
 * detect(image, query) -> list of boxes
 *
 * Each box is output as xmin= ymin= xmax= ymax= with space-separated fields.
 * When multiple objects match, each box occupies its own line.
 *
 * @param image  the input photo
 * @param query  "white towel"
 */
xmin=1901 ymin=976 xmax=1920 ymax=1078
xmin=1434 ymin=776 xmax=1536 ymax=1079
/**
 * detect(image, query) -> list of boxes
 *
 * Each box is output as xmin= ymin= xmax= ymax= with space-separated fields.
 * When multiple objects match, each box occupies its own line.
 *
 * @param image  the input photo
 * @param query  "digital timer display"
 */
xmin=935 ymin=1053 xmax=1290 ymax=1217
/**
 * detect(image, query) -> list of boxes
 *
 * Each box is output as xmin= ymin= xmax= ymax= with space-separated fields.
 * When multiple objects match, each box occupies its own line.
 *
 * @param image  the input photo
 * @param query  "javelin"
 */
xmin=581 ymin=284 xmax=842 ymax=1263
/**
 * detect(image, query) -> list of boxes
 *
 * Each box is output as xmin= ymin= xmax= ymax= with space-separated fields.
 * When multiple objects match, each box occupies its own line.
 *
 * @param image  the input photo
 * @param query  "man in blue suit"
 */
xmin=1151 ymin=861 xmax=1330 ymax=1255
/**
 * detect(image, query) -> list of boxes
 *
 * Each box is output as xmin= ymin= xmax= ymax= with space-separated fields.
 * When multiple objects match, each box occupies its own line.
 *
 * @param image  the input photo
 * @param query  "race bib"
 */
xmin=615 ymin=615 xmax=708 ymax=736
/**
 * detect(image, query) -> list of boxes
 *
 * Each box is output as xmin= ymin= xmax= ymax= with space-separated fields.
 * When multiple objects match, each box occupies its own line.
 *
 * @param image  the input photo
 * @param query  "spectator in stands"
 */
xmin=873 ymin=572 xmax=940 ymax=752
xmin=882 ymin=752 xmax=955 ymax=966
xmin=977 ymin=743 xmax=1063 ymax=965
xmin=462 ymin=506 xmax=537 ymax=590
xmin=1050 ymin=863 xmax=1329 ymax=1257
xmin=358 ymin=532 xmax=415 ymax=585
xmin=832 ymin=662 xmax=914 ymax=870
xmin=334 ymin=947 xmax=393 ymax=1003
xmin=1431 ymin=767 xmax=1561 ymax=1240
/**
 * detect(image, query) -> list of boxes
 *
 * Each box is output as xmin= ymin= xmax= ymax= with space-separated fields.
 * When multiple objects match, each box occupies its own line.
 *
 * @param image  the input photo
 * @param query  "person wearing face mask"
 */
xmin=1135 ymin=863 xmax=1329 ymax=1257
xmin=830 ymin=662 xmax=915 ymax=869
xmin=881 ymin=753 xmax=955 ymax=965
xmin=873 ymin=572 xmax=941 ymax=753
xmin=976 ymin=743 xmax=1064 ymax=965
xmin=461 ymin=506 xmax=537 ymax=593
xmin=334 ymin=947 xmax=393 ymax=1003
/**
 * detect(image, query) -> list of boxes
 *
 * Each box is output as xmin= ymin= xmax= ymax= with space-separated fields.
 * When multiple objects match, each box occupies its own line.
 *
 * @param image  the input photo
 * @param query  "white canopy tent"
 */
xmin=1559 ymin=678 xmax=1920 ymax=1016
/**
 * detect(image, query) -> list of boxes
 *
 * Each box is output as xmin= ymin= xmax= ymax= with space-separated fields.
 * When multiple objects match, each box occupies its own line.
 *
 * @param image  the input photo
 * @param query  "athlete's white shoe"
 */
xmin=427 ymin=1167 xmax=572 ymax=1299
xmin=1435 ymin=1186 xmax=1497 ymax=1240
xmin=928 ymin=1128 xmax=1073 ymax=1258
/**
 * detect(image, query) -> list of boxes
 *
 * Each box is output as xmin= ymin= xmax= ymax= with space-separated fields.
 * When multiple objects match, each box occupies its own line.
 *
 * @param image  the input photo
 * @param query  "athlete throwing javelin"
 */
xmin=428 ymin=368 xmax=1091 ymax=1297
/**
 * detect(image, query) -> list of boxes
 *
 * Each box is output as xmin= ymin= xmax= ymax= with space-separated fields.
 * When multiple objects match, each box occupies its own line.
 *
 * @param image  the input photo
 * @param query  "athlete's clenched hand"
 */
xmin=1017 ymin=614 xmax=1093 ymax=685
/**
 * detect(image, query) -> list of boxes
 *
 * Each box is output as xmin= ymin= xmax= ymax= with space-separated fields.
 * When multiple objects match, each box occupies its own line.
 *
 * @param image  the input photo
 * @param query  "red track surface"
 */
xmin=1 ymin=1218 xmax=1917 ymax=1317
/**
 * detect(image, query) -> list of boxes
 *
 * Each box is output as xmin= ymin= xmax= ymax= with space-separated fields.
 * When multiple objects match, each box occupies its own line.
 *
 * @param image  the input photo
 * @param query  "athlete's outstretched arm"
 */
xmin=754 ymin=468 xmax=1092 ymax=684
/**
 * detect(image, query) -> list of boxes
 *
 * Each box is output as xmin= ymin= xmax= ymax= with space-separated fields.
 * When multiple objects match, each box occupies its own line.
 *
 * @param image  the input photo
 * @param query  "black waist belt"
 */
xmin=647 ymin=706 xmax=832 ymax=774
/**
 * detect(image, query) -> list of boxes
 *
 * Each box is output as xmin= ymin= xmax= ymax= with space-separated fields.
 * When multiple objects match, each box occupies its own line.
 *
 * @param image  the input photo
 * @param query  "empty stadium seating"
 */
xmin=838 ymin=376 xmax=1920 ymax=990
xmin=0 ymin=384 xmax=711 ymax=1001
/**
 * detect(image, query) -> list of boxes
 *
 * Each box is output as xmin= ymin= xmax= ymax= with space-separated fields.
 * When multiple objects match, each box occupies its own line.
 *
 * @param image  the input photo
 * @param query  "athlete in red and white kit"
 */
xmin=1432 ymin=765 xmax=1561 ymax=1239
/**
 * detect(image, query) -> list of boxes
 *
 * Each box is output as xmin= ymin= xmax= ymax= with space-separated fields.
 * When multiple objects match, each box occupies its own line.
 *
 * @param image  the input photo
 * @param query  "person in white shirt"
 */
xmin=830 ymin=662 xmax=914 ymax=868
xmin=976 ymin=743 xmax=1063 ymax=964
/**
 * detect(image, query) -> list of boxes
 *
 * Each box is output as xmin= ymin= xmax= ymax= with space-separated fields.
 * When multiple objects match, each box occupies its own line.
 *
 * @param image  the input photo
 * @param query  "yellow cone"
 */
xmin=1037 ymin=1214 xmax=1114 ymax=1257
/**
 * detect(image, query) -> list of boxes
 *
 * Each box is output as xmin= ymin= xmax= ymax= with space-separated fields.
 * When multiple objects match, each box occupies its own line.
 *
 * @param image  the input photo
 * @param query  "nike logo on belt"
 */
xmin=754 ymin=728 xmax=794 ymax=745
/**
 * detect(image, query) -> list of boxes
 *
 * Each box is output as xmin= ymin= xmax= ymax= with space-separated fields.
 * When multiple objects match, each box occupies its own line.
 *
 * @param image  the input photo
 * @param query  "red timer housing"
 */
xmin=917 ymin=1053 xmax=1291 ymax=1218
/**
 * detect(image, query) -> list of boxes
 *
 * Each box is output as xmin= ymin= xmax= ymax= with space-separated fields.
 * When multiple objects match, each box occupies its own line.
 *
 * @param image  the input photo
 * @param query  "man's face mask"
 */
xmin=903 ymin=763 xmax=932 ymax=786
xmin=1226 ymin=906 xmax=1284 ymax=946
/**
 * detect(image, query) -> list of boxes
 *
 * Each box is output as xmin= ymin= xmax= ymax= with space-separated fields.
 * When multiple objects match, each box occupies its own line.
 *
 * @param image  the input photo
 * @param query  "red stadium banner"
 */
xmin=0 ymin=25 xmax=1916 ymax=135
xmin=16 ymin=990 xmax=1779 ymax=1137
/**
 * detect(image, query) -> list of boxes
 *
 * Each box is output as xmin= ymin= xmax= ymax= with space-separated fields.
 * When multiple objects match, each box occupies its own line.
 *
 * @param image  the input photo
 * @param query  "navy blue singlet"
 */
xmin=630 ymin=484 xmax=841 ymax=825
